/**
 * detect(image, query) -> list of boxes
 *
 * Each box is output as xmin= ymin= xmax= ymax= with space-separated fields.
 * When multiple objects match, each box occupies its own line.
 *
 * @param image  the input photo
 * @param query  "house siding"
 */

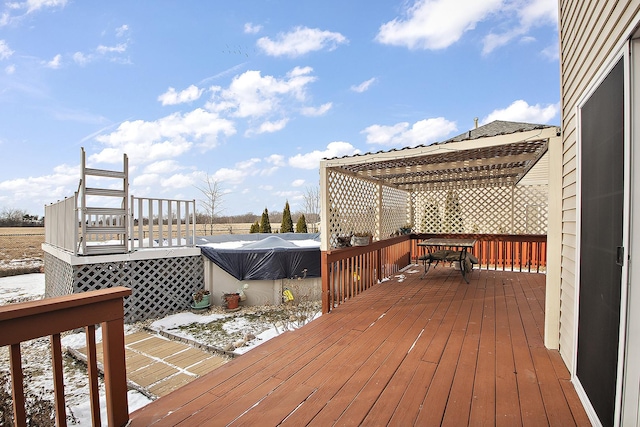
xmin=559 ymin=0 xmax=640 ymax=367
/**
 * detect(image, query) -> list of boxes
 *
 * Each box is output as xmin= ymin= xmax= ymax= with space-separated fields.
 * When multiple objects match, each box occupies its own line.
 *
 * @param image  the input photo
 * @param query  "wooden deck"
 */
xmin=130 ymin=266 xmax=590 ymax=426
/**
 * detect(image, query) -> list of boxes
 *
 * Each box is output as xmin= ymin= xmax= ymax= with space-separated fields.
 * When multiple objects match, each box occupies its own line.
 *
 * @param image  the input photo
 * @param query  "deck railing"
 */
xmin=411 ymin=233 xmax=547 ymax=273
xmin=44 ymin=195 xmax=78 ymax=253
xmin=129 ymin=196 xmax=196 ymax=250
xmin=44 ymin=195 xmax=196 ymax=255
xmin=321 ymin=235 xmax=412 ymax=313
xmin=0 ymin=287 xmax=131 ymax=427
xmin=322 ymin=233 xmax=547 ymax=313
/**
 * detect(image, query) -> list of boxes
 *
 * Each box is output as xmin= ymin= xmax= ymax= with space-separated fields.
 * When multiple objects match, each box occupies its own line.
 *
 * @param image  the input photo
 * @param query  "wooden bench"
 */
xmin=418 ymin=249 xmax=478 ymax=280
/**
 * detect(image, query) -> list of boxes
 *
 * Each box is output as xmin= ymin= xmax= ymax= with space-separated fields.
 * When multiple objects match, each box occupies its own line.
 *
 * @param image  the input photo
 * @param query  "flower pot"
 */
xmin=351 ymin=236 xmax=370 ymax=246
xmin=224 ymin=293 xmax=240 ymax=310
xmin=192 ymin=293 xmax=210 ymax=309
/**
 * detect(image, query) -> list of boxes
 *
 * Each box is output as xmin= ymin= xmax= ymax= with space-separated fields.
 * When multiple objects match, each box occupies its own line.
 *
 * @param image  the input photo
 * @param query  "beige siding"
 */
xmin=518 ymin=152 xmax=549 ymax=186
xmin=559 ymin=0 xmax=640 ymax=367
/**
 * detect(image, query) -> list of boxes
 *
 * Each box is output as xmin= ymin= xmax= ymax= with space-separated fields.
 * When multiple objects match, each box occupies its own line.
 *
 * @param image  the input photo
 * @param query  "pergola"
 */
xmin=319 ymin=120 xmax=561 ymax=251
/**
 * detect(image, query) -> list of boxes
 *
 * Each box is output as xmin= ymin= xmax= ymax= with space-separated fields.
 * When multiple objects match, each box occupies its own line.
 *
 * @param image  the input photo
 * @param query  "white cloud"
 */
xmin=24 ymin=0 xmax=67 ymax=13
xmin=161 ymin=173 xmax=194 ymax=189
xmin=0 ymin=163 xmax=77 ymax=205
xmin=92 ymin=108 xmax=236 ymax=164
xmin=72 ymin=52 xmax=89 ymax=66
xmin=132 ymin=173 xmax=160 ymax=187
xmin=376 ymin=0 xmax=503 ymax=50
xmin=253 ymin=118 xmax=289 ymax=135
xmin=0 ymin=40 xmax=14 ymax=60
xmin=362 ymin=117 xmax=457 ymax=147
xmin=292 ymin=179 xmax=305 ymax=187
xmin=5 ymin=64 xmax=15 ymax=74
xmin=265 ymin=154 xmax=285 ymax=167
xmin=350 ymin=78 xmax=377 ymax=93
xmin=257 ymin=26 xmax=347 ymax=57
xmin=71 ymin=28 xmax=130 ymax=66
xmin=244 ymin=22 xmax=262 ymax=34
xmin=143 ymin=160 xmax=182 ymax=174
xmin=377 ymin=0 xmax=557 ymax=55
xmin=96 ymin=43 xmax=127 ymax=55
xmin=206 ymin=66 xmax=320 ymax=134
xmin=519 ymin=0 xmax=557 ymax=28
xmin=211 ymin=159 xmax=263 ymax=185
xmin=301 ymin=102 xmax=332 ymax=117
xmin=288 ymin=141 xmax=361 ymax=169
xmin=45 ymin=54 xmax=62 ymax=69
xmin=158 ymin=85 xmax=204 ymax=106
xmin=481 ymin=99 xmax=559 ymax=124
xmin=115 ymin=24 xmax=129 ymax=37
xmin=541 ymin=42 xmax=559 ymax=61
xmin=208 ymin=67 xmax=316 ymax=119
xmin=482 ymin=0 xmax=557 ymax=54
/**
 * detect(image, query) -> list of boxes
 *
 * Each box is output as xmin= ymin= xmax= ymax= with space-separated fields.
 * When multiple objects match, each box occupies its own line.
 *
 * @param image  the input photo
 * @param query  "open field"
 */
xmin=0 ymin=224 xmax=257 ymax=276
xmin=0 ymin=227 xmax=45 ymax=277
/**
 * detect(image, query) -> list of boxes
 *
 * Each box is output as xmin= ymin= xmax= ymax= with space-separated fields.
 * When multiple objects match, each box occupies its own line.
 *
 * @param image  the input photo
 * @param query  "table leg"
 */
xmin=460 ymin=248 xmax=470 ymax=284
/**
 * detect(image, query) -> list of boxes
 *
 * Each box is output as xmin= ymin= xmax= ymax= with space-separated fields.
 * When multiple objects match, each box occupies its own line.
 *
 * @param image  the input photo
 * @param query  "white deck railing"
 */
xmin=129 ymin=196 xmax=197 ymax=250
xmin=44 ymin=195 xmax=79 ymax=254
xmin=44 ymin=195 xmax=196 ymax=255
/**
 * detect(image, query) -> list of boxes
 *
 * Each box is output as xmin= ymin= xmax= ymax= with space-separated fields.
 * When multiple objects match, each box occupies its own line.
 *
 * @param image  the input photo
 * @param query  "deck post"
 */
xmin=321 ymin=251 xmax=330 ymax=313
xmin=102 ymin=316 xmax=129 ymax=426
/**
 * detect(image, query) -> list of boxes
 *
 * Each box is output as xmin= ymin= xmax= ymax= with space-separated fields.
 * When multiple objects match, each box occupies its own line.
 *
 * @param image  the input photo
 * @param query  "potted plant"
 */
xmin=192 ymin=289 xmax=211 ymax=309
xmin=351 ymin=232 xmax=372 ymax=246
xmin=223 ymin=292 xmax=241 ymax=310
xmin=399 ymin=224 xmax=412 ymax=235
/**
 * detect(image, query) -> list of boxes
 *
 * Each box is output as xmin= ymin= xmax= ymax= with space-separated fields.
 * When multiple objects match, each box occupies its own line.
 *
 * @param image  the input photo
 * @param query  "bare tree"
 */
xmin=195 ymin=174 xmax=225 ymax=235
xmin=303 ymin=186 xmax=320 ymax=232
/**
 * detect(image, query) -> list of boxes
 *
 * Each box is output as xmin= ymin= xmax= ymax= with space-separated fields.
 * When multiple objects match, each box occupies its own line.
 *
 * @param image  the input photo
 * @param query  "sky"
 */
xmin=0 ymin=0 xmax=560 ymax=218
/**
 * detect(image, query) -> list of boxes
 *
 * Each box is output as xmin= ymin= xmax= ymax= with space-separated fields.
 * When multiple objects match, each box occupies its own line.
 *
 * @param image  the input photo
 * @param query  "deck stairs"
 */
xmin=79 ymin=147 xmax=129 ymax=255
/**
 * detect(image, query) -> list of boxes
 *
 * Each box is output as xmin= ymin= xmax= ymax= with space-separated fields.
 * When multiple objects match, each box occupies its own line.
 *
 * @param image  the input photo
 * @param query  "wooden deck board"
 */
xmin=129 ymin=268 xmax=589 ymax=427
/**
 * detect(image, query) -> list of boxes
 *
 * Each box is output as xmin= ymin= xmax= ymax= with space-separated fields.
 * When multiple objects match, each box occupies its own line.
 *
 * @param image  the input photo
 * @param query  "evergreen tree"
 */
xmin=249 ymin=221 xmax=260 ymax=233
xmin=280 ymin=201 xmax=294 ymax=233
xmin=296 ymin=214 xmax=308 ymax=233
xmin=259 ymin=208 xmax=272 ymax=233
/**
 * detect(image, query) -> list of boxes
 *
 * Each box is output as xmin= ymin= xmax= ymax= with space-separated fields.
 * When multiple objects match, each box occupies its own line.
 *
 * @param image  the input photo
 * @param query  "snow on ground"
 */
xmin=0 ymin=274 xmax=153 ymax=425
xmin=199 ymin=238 xmax=320 ymax=249
xmin=0 ymin=273 xmax=322 ymax=424
xmin=150 ymin=302 xmax=321 ymax=355
xmin=0 ymin=272 xmax=45 ymax=304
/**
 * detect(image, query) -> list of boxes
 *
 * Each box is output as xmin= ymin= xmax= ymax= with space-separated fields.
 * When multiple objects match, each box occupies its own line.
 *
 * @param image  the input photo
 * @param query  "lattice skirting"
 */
xmin=44 ymin=254 xmax=204 ymax=323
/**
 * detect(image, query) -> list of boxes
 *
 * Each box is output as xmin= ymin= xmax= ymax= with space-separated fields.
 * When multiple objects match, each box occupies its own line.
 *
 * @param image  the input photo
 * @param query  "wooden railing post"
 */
xmin=102 ymin=317 xmax=129 ymax=427
xmin=0 ymin=287 xmax=132 ymax=427
xmin=321 ymin=251 xmax=330 ymax=313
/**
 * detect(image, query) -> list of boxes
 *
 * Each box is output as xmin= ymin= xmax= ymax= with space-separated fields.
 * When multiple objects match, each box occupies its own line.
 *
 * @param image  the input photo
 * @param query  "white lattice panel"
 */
xmin=411 ymin=184 xmax=548 ymax=234
xmin=327 ymin=170 xmax=379 ymax=247
xmin=381 ymin=186 xmax=410 ymax=238
xmin=513 ymin=185 xmax=549 ymax=234
xmin=45 ymin=253 xmax=204 ymax=323
xmin=44 ymin=252 xmax=74 ymax=298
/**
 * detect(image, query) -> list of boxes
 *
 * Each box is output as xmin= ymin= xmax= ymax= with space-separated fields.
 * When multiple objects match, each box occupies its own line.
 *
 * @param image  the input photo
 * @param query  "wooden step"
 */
xmin=85 ymin=225 xmax=127 ymax=234
xmin=85 ymin=188 xmax=126 ymax=198
xmin=84 ymin=167 xmax=126 ymax=179
xmin=83 ymin=244 xmax=128 ymax=255
xmin=85 ymin=207 xmax=127 ymax=217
